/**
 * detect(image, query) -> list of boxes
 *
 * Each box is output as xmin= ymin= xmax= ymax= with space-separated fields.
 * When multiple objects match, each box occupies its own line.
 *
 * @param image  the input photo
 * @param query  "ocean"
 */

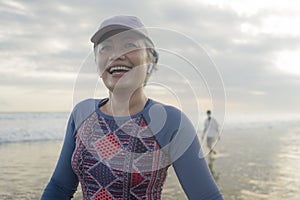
xmin=1 ymin=112 xmax=299 ymax=143
xmin=0 ymin=112 xmax=300 ymax=199
xmin=0 ymin=112 xmax=69 ymax=143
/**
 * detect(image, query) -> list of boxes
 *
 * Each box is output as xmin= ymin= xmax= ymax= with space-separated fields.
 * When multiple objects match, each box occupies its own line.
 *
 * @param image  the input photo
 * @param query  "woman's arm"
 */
xmin=41 ymin=113 xmax=79 ymax=200
xmin=142 ymin=101 xmax=224 ymax=199
xmin=171 ymin=114 xmax=224 ymax=200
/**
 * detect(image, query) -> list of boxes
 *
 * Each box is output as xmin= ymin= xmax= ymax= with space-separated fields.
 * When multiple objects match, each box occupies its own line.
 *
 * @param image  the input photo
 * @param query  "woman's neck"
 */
xmin=102 ymin=88 xmax=148 ymax=117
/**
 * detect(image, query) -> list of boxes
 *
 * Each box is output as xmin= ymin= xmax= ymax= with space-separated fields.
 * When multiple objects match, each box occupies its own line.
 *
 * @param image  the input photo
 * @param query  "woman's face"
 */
xmin=95 ymin=31 xmax=149 ymax=93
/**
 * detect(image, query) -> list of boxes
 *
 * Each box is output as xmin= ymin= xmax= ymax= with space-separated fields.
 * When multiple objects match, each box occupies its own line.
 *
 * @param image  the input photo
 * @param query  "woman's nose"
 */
xmin=109 ymin=49 xmax=126 ymax=61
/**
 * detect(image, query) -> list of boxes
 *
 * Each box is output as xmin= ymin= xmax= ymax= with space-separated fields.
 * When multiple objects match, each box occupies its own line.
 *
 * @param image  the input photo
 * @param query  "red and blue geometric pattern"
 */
xmin=72 ymin=112 xmax=170 ymax=200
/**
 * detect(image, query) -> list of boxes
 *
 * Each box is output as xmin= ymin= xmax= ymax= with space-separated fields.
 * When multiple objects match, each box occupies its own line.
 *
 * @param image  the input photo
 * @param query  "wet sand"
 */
xmin=212 ymin=126 xmax=300 ymax=200
xmin=0 ymin=125 xmax=299 ymax=199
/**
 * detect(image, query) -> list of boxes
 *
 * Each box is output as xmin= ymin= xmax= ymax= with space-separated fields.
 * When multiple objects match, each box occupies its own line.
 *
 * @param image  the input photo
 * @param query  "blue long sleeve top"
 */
xmin=41 ymin=98 xmax=223 ymax=200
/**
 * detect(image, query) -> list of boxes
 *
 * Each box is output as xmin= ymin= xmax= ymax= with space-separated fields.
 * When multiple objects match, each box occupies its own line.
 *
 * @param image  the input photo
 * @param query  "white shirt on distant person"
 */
xmin=204 ymin=117 xmax=220 ymax=138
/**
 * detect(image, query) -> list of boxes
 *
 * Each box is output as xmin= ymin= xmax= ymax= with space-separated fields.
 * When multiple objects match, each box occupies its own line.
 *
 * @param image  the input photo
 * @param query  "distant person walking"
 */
xmin=202 ymin=110 xmax=220 ymax=154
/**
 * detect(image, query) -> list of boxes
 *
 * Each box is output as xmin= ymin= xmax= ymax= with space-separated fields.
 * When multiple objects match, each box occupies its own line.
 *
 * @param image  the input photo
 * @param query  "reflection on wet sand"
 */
xmin=213 ymin=127 xmax=300 ymax=200
xmin=207 ymin=152 xmax=220 ymax=183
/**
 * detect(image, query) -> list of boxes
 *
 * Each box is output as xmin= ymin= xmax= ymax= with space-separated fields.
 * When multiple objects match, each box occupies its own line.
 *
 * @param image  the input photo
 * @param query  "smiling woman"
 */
xmin=41 ymin=15 xmax=224 ymax=200
xmin=275 ymin=50 xmax=300 ymax=76
xmin=94 ymin=31 xmax=151 ymax=95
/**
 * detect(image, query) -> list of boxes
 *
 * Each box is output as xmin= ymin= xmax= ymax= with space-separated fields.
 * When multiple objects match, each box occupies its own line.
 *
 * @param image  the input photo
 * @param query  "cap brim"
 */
xmin=90 ymin=25 xmax=131 ymax=44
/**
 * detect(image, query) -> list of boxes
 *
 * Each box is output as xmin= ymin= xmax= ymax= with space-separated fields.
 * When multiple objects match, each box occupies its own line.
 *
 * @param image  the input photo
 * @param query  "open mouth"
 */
xmin=107 ymin=65 xmax=132 ymax=74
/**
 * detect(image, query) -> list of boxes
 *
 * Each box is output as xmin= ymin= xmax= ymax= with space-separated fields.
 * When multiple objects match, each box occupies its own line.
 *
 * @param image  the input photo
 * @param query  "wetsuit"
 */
xmin=41 ymin=98 xmax=223 ymax=200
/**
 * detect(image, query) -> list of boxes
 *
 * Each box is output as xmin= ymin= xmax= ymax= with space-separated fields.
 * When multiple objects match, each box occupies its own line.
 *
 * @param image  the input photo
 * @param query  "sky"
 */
xmin=1 ymin=0 xmax=300 ymax=117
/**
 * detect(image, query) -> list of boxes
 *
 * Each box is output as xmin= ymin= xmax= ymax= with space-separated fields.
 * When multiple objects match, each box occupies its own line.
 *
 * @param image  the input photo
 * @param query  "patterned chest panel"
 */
xmin=71 ymin=112 xmax=170 ymax=200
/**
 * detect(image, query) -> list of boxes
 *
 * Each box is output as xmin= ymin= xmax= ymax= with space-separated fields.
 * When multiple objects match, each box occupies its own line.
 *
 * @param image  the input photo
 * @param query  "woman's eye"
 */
xmin=125 ymin=42 xmax=137 ymax=49
xmin=99 ymin=45 xmax=112 ymax=53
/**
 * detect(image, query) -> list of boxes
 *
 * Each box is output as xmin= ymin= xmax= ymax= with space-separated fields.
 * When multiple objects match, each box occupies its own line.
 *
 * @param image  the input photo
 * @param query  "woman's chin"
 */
xmin=105 ymin=76 xmax=145 ymax=93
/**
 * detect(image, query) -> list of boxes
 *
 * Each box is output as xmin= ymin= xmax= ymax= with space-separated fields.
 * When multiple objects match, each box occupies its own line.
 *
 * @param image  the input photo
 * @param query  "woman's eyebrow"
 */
xmin=121 ymin=33 xmax=143 ymax=40
xmin=122 ymin=36 xmax=136 ymax=41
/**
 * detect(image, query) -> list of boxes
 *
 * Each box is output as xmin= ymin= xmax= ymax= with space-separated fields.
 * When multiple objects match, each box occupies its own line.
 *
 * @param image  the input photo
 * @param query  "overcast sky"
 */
xmin=1 ymin=0 xmax=300 ymax=117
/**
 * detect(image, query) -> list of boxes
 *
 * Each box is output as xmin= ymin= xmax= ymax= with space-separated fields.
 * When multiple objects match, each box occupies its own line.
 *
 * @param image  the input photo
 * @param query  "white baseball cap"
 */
xmin=90 ymin=15 xmax=154 ymax=46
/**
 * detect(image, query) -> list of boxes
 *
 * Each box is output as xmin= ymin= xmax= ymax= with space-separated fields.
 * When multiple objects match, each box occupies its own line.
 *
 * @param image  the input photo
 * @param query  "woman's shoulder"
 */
xmin=73 ymin=98 xmax=101 ymax=110
xmin=71 ymin=98 xmax=102 ymax=127
xmin=148 ymin=99 xmax=189 ymax=122
xmin=151 ymin=100 xmax=185 ymax=117
xmin=149 ymin=99 xmax=182 ymax=114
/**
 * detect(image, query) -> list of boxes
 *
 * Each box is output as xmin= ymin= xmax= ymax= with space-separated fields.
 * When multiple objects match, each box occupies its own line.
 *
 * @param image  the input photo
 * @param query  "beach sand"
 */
xmin=0 ymin=125 xmax=299 ymax=200
xmin=212 ymin=126 xmax=300 ymax=200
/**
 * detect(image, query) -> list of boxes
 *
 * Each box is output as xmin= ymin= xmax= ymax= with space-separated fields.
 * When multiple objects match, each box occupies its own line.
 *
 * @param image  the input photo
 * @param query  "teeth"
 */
xmin=109 ymin=66 xmax=131 ymax=73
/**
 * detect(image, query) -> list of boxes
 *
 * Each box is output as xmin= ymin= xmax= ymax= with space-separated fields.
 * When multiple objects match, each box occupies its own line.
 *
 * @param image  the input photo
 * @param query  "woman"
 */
xmin=41 ymin=15 xmax=223 ymax=200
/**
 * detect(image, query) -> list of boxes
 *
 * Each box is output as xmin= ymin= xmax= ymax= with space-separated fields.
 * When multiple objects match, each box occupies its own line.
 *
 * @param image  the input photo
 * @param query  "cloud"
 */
xmin=0 ymin=0 xmax=299 ymax=113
